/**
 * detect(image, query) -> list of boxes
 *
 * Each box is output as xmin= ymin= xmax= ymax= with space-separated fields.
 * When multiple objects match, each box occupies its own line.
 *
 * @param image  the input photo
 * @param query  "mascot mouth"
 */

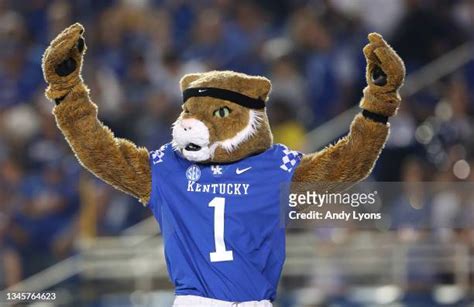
xmin=185 ymin=143 xmax=202 ymax=151
xmin=172 ymin=117 xmax=213 ymax=161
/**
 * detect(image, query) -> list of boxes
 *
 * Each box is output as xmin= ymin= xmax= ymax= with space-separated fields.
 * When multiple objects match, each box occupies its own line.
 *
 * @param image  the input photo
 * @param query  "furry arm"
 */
xmin=53 ymin=84 xmax=151 ymax=204
xmin=292 ymin=113 xmax=389 ymax=184
xmin=292 ymin=33 xmax=405 ymax=190
xmin=43 ymin=23 xmax=151 ymax=204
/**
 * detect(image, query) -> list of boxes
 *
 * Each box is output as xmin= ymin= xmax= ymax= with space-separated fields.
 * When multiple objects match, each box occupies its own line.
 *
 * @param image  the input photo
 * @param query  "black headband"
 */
xmin=183 ymin=87 xmax=266 ymax=109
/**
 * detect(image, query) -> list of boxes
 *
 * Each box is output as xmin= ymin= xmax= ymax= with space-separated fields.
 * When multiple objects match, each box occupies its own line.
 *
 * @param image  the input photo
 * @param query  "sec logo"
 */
xmin=186 ymin=164 xmax=201 ymax=181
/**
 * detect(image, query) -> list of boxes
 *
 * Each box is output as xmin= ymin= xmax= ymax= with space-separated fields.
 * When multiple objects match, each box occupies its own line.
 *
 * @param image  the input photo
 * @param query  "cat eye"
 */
xmin=213 ymin=107 xmax=231 ymax=118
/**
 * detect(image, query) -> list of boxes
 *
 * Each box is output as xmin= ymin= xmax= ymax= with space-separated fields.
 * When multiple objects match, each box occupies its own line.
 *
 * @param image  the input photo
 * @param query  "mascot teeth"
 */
xmin=185 ymin=143 xmax=201 ymax=151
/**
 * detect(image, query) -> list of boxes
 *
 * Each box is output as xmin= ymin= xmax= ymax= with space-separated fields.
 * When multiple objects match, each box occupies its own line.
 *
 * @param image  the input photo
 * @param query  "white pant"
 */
xmin=173 ymin=295 xmax=273 ymax=306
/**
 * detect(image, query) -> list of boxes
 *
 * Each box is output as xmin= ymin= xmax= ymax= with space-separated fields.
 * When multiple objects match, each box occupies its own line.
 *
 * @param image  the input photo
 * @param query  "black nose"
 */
xmin=185 ymin=143 xmax=201 ymax=151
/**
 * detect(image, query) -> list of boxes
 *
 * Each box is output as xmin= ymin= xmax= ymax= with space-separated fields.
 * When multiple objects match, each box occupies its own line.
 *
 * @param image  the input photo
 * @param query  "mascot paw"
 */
xmin=363 ymin=33 xmax=405 ymax=92
xmin=361 ymin=33 xmax=406 ymax=118
xmin=42 ymin=23 xmax=87 ymax=100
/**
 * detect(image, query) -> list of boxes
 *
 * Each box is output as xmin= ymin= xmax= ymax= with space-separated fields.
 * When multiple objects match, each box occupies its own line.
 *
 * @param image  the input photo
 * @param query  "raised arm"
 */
xmin=292 ymin=33 xmax=405 ymax=187
xmin=42 ymin=23 xmax=151 ymax=204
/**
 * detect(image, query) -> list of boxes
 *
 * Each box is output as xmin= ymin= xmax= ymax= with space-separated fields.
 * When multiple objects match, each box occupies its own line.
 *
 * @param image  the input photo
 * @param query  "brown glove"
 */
xmin=360 ymin=33 xmax=405 ymax=118
xmin=42 ymin=23 xmax=87 ymax=101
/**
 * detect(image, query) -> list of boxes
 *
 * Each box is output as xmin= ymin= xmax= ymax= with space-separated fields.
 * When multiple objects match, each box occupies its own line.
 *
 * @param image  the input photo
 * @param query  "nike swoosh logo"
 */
xmin=198 ymin=89 xmax=207 ymax=93
xmin=236 ymin=167 xmax=252 ymax=175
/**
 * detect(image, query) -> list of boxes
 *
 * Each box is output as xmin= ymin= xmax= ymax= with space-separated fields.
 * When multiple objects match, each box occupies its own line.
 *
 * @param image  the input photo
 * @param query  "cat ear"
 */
xmin=180 ymin=73 xmax=202 ymax=91
xmin=252 ymin=76 xmax=272 ymax=101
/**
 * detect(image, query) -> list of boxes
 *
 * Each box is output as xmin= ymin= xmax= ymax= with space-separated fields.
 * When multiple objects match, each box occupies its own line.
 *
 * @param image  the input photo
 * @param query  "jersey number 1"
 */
xmin=209 ymin=197 xmax=234 ymax=262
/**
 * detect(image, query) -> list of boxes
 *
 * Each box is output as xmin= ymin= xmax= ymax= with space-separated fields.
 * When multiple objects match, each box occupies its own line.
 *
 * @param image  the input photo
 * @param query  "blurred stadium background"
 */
xmin=1 ymin=0 xmax=474 ymax=306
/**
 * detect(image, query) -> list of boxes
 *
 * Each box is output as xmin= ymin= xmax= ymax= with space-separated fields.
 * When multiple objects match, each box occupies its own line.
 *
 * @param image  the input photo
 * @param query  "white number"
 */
xmin=209 ymin=197 xmax=234 ymax=262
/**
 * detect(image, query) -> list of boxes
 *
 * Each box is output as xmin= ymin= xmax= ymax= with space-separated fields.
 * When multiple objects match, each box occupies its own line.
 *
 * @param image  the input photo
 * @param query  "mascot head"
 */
xmin=172 ymin=71 xmax=273 ymax=163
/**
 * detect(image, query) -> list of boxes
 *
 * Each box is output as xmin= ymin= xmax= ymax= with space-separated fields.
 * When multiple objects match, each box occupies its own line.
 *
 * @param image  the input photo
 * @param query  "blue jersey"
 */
xmin=147 ymin=143 xmax=302 ymax=302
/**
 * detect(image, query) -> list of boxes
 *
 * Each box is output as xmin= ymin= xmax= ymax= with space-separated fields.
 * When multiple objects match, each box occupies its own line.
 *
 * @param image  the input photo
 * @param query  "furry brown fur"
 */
xmin=42 ymin=23 xmax=86 ymax=100
xmin=360 ymin=33 xmax=405 ymax=117
xmin=42 ymin=24 xmax=405 ymax=208
xmin=292 ymin=113 xmax=388 ymax=196
xmin=53 ymin=83 xmax=151 ymax=204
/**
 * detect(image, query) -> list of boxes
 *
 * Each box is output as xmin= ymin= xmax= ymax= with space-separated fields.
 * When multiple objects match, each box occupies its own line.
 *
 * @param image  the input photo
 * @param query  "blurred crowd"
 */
xmin=1 ymin=0 xmax=474 ymax=294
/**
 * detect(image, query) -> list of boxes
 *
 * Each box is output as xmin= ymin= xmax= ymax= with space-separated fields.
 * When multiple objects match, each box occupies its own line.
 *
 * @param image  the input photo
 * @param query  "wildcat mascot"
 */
xmin=42 ymin=23 xmax=405 ymax=306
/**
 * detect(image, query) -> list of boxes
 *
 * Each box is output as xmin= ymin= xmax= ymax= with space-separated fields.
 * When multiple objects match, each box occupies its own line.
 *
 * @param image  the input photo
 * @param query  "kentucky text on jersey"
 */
xmin=187 ymin=181 xmax=250 ymax=195
xmin=148 ymin=143 xmax=302 ymax=302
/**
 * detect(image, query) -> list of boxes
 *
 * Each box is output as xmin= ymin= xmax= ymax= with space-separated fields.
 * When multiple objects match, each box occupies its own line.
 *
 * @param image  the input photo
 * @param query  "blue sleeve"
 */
xmin=275 ymin=144 xmax=303 ymax=176
xmin=273 ymin=144 xmax=303 ymax=226
xmin=146 ymin=143 xmax=172 ymax=214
